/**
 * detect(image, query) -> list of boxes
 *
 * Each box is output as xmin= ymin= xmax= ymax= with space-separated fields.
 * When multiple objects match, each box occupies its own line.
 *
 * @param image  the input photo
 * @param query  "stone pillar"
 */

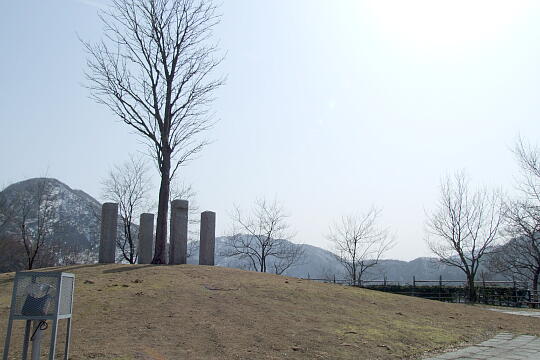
xmin=99 ymin=202 xmax=118 ymax=264
xmin=199 ymin=211 xmax=216 ymax=266
xmin=169 ymin=199 xmax=188 ymax=265
xmin=138 ymin=213 xmax=154 ymax=264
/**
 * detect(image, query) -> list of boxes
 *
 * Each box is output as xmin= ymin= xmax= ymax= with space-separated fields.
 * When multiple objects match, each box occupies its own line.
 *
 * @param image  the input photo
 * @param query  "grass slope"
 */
xmin=1 ymin=264 xmax=540 ymax=359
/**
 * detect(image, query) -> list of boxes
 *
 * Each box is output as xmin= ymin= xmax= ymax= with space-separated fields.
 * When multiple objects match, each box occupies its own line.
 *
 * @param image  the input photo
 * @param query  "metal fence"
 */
xmin=303 ymin=275 xmax=536 ymax=308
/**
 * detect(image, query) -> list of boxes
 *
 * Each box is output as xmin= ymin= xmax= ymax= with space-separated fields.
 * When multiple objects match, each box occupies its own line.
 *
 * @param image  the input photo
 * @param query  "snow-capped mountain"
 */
xmin=0 ymin=178 xmax=102 ymax=266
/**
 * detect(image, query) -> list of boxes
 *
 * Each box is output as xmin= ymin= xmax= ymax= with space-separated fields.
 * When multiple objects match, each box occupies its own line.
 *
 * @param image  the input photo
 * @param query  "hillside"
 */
xmin=1 ymin=265 xmax=540 ymax=360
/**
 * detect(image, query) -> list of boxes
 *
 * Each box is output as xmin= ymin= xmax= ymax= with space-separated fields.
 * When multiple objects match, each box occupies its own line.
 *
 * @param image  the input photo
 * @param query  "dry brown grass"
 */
xmin=1 ymin=264 xmax=540 ymax=359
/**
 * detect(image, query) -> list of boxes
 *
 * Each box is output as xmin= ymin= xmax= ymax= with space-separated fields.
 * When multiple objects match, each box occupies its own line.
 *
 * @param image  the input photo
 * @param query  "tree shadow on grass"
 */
xmin=51 ymin=263 xmax=104 ymax=272
xmin=101 ymin=264 xmax=155 ymax=274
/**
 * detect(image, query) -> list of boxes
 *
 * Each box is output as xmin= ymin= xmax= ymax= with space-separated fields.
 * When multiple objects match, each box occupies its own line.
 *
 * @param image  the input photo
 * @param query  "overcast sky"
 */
xmin=2 ymin=0 xmax=540 ymax=260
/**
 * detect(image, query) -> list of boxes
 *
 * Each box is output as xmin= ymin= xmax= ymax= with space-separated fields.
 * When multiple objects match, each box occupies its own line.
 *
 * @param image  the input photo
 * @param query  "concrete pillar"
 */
xmin=199 ymin=211 xmax=216 ymax=266
xmin=169 ymin=199 xmax=188 ymax=264
xmin=137 ymin=213 xmax=154 ymax=264
xmin=99 ymin=202 xmax=118 ymax=263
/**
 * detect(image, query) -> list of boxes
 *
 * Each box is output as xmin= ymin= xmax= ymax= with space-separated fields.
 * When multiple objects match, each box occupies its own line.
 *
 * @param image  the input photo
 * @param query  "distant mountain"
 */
xmin=0 ymin=178 xmax=482 ymax=282
xmin=0 ymin=178 xmax=102 ymax=266
xmin=186 ymin=237 xmax=467 ymax=283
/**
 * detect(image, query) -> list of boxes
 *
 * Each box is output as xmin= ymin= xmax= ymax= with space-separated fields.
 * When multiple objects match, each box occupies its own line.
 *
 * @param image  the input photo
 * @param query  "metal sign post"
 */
xmin=2 ymin=272 xmax=75 ymax=360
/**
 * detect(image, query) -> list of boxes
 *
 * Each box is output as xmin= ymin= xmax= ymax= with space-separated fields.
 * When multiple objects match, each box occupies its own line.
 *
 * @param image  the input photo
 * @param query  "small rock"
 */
xmin=83 ymin=280 xmax=95 ymax=284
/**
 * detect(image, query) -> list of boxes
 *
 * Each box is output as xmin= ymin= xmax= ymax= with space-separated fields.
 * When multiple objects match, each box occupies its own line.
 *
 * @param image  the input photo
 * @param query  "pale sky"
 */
xmin=2 ymin=0 xmax=540 ymax=260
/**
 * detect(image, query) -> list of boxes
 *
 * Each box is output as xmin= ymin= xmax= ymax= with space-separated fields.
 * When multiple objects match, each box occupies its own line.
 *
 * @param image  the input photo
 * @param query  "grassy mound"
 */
xmin=1 ymin=264 xmax=540 ymax=359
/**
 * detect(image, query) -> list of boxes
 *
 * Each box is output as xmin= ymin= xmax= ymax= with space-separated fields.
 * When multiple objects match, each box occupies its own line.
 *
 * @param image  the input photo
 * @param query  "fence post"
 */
xmin=412 ymin=276 xmax=416 ymax=297
xmin=333 ymin=274 xmax=336 ymax=284
xmin=384 ymin=275 xmax=387 ymax=286
xmin=439 ymin=275 xmax=442 ymax=301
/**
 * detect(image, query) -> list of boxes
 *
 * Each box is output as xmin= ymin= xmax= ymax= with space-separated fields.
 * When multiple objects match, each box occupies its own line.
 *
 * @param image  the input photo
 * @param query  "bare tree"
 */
xmin=223 ymin=199 xmax=304 ymax=275
xmin=102 ymin=155 xmax=152 ymax=263
xmin=514 ymin=137 xmax=540 ymax=202
xmin=426 ymin=171 xmax=503 ymax=302
xmin=2 ymin=179 xmax=57 ymax=270
xmin=490 ymin=139 xmax=540 ymax=301
xmin=327 ymin=207 xmax=393 ymax=286
xmin=84 ymin=0 xmax=224 ymax=264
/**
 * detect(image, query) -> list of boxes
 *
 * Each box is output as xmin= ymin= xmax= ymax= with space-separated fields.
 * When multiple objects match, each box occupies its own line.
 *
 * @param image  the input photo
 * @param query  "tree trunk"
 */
xmin=152 ymin=152 xmax=171 ymax=264
xmin=127 ymin=223 xmax=135 ymax=264
xmin=533 ymin=269 xmax=540 ymax=305
xmin=467 ymin=275 xmax=477 ymax=303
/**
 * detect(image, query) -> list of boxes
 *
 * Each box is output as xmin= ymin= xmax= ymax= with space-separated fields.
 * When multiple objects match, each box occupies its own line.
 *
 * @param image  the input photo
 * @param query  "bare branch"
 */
xmin=327 ymin=207 xmax=394 ymax=286
xmin=425 ymin=171 xmax=503 ymax=302
xmin=222 ymin=198 xmax=304 ymax=274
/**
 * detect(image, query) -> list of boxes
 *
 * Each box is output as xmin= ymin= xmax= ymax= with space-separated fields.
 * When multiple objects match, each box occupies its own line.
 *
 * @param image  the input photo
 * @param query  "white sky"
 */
xmin=2 ymin=0 xmax=540 ymax=260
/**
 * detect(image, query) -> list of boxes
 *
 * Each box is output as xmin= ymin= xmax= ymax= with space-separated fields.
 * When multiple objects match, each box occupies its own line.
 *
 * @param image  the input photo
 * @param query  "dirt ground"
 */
xmin=1 ymin=264 xmax=540 ymax=359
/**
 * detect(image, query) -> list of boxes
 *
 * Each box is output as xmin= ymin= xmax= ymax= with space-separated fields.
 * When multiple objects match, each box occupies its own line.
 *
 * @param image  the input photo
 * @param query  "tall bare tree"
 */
xmin=102 ymin=155 xmax=152 ymax=263
xmin=426 ymin=171 xmax=503 ymax=302
xmin=490 ymin=138 xmax=540 ymax=301
xmin=223 ymin=199 xmax=304 ymax=275
xmin=327 ymin=207 xmax=393 ymax=286
xmin=84 ymin=0 xmax=224 ymax=263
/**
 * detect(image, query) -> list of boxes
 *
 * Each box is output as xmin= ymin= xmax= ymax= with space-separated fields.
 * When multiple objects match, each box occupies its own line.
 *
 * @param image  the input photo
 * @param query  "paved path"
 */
xmin=488 ymin=308 xmax=540 ymax=318
xmin=424 ymin=333 xmax=540 ymax=360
